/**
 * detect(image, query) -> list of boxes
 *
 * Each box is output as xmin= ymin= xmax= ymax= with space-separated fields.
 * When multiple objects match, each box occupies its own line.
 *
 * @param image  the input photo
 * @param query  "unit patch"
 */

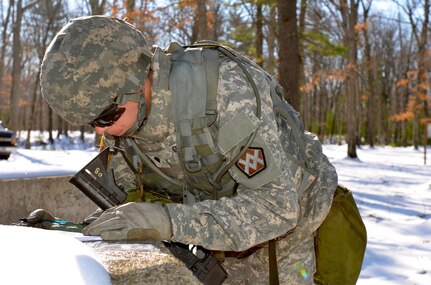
xmin=236 ymin=147 xmax=266 ymax=178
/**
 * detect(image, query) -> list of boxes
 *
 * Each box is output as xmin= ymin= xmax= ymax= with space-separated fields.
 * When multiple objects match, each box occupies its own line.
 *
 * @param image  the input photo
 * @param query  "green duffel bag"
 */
xmin=314 ymin=184 xmax=367 ymax=285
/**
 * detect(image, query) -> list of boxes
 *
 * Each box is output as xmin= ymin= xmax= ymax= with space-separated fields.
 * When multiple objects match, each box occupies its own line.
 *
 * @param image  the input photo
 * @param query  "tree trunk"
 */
xmin=9 ymin=0 xmax=39 ymax=131
xmin=340 ymin=0 xmax=359 ymax=158
xmin=266 ymin=3 xmax=276 ymax=75
xmin=208 ymin=2 xmax=220 ymax=41
xmin=48 ymin=106 xmax=54 ymax=144
xmin=25 ymin=74 xmax=40 ymax=149
xmin=278 ymin=0 xmax=300 ymax=110
xmin=64 ymin=120 xmax=69 ymax=137
xmin=413 ymin=0 xmax=429 ymax=149
xmin=57 ymin=115 xmax=63 ymax=138
xmin=80 ymin=126 xmax=85 ymax=142
xmin=399 ymin=0 xmax=429 ymax=148
xmin=0 ymin=0 xmax=13 ymax=98
xmin=23 ymin=0 xmax=62 ymax=146
xmin=89 ymin=0 xmax=106 ymax=14
xmin=191 ymin=1 xmax=207 ymax=43
xmin=362 ymin=2 xmax=376 ymax=147
xmin=9 ymin=0 xmax=23 ymax=131
xmin=125 ymin=0 xmax=135 ymax=23
xmin=298 ymin=0 xmax=308 ymax=128
xmin=255 ymin=1 xmax=263 ymax=67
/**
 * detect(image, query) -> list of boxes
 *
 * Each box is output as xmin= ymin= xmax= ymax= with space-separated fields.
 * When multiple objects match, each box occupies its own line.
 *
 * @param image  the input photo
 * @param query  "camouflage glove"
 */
xmin=19 ymin=208 xmax=83 ymax=232
xmin=83 ymin=202 xmax=172 ymax=241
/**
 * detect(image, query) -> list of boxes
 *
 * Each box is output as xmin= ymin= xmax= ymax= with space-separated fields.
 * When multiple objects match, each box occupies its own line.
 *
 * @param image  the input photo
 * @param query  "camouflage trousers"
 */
xmin=222 ymin=231 xmax=315 ymax=285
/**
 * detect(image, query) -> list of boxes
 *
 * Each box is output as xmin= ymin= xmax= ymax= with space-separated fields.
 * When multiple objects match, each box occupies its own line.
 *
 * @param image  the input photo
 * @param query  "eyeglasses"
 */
xmin=88 ymin=104 xmax=126 ymax=128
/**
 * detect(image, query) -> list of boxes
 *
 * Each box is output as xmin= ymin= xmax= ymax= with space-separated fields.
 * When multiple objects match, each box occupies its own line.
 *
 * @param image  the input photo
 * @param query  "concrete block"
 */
xmin=0 ymin=176 xmax=97 ymax=224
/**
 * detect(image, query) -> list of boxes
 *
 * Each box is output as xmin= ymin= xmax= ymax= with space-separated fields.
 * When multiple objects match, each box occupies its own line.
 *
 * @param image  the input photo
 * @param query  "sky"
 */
xmin=0 ymin=131 xmax=430 ymax=284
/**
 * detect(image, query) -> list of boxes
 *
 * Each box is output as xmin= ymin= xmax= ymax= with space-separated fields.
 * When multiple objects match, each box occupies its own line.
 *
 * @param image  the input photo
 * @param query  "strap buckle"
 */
xmin=185 ymin=155 xmax=203 ymax=173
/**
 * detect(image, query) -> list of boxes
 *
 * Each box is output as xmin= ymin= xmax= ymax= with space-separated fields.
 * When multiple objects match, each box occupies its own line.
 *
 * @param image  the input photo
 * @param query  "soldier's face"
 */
xmin=94 ymin=101 xmax=139 ymax=136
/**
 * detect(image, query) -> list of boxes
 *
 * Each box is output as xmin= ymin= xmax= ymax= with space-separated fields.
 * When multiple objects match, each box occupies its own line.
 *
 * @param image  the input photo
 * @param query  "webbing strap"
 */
xmin=202 ymin=49 xmax=219 ymax=125
xmin=178 ymin=120 xmax=201 ymax=172
xmin=126 ymin=137 xmax=183 ymax=188
xmin=269 ymin=239 xmax=280 ymax=285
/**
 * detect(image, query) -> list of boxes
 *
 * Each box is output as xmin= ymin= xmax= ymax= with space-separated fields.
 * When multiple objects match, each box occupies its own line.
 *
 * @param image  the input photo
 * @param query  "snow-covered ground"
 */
xmin=0 ymin=131 xmax=430 ymax=284
xmin=323 ymin=144 xmax=431 ymax=285
xmin=0 ymin=131 xmax=98 ymax=179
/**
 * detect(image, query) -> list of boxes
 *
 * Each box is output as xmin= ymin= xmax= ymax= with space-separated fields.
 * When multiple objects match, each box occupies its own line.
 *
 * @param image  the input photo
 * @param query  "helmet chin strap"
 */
xmin=113 ymin=65 xmax=151 ymax=136
xmin=118 ymin=91 xmax=147 ymax=136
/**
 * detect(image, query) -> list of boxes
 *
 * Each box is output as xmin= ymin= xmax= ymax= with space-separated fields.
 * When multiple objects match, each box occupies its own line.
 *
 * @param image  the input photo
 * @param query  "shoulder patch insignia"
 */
xmin=236 ymin=147 xmax=266 ymax=178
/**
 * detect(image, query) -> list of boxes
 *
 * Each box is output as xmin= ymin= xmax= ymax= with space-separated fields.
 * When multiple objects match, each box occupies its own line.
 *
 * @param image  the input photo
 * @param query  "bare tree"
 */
xmin=398 ymin=0 xmax=430 ymax=149
xmin=9 ymin=0 xmax=40 ymax=131
xmin=298 ymin=0 xmax=307 ymax=128
xmin=24 ymin=0 xmax=64 ymax=148
xmin=191 ymin=0 xmax=208 ymax=43
xmin=361 ymin=0 xmax=377 ymax=147
xmin=278 ymin=0 xmax=301 ymax=110
xmin=255 ymin=0 xmax=263 ymax=67
xmin=125 ymin=0 xmax=136 ymax=23
xmin=338 ymin=0 xmax=360 ymax=158
xmin=88 ymin=0 xmax=106 ymax=14
xmin=265 ymin=3 xmax=277 ymax=75
xmin=0 ymin=0 xmax=13 ymax=108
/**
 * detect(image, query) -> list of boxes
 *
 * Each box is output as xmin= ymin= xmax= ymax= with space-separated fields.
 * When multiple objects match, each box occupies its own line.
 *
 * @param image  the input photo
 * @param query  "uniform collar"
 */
xmin=151 ymin=46 xmax=171 ymax=92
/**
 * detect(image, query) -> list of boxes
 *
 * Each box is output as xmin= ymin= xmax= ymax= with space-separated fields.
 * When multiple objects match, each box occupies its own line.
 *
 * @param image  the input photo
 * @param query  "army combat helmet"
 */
xmin=40 ymin=15 xmax=152 ymax=126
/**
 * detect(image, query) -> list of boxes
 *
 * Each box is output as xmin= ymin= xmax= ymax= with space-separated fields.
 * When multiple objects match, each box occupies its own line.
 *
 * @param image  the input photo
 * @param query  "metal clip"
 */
xmin=185 ymin=155 xmax=202 ymax=173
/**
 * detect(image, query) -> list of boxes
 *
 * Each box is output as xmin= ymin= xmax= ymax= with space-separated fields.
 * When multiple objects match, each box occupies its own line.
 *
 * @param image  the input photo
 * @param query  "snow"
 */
xmin=323 ymin=144 xmax=431 ymax=285
xmin=0 ymin=132 xmax=98 ymax=179
xmin=0 ymin=131 xmax=430 ymax=284
xmin=0 ymin=225 xmax=111 ymax=285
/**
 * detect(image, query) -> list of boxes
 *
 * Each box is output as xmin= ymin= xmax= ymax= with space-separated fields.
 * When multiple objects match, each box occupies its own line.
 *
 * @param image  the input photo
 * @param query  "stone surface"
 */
xmin=88 ymin=241 xmax=201 ymax=285
xmin=0 ymin=176 xmax=97 ymax=225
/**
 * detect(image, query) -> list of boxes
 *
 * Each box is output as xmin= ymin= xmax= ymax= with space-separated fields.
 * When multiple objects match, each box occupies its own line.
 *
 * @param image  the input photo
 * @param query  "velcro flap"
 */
xmin=218 ymin=111 xmax=261 ymax=155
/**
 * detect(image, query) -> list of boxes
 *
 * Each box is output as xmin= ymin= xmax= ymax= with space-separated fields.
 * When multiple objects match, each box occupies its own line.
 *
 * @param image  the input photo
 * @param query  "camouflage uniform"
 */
xmin=103 ymin=45 xmax=338 ymax=284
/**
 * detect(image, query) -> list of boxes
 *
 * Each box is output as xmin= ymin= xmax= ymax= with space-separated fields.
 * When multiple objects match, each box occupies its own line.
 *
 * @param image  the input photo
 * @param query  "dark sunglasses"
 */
xmin=88 ymin=104 xmax=126 ymax=128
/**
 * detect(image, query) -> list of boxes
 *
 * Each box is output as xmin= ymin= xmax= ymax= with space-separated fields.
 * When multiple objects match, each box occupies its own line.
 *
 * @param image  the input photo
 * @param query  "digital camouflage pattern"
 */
xmin=103 ymin=46 xmax=338 ymax=284
xmin=41 ymin=15 xmax=338 ymax=284
xmin=40 ymin=16 xmax=151 ymax=126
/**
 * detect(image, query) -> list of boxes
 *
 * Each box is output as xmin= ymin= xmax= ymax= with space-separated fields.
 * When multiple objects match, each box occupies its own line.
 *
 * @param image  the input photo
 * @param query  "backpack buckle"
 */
xmin=185 ymin=155 xmax=202 ymax=173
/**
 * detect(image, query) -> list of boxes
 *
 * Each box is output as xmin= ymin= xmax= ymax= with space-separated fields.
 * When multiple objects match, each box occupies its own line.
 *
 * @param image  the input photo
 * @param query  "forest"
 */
xmin=0 ymin=0 xmax=430 ymax=158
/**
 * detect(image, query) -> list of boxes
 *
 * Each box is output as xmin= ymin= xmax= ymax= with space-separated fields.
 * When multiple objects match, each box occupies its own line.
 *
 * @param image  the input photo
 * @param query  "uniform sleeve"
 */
xmin=166 ymin=176 xmax=300 ymax=251
xmin=165 ymin=59 xmax=302 ymax=251
xmin=298 ymin=130 xmax=338 ymax=232
xmin=166 ymin=130 xmax=337 ymax=252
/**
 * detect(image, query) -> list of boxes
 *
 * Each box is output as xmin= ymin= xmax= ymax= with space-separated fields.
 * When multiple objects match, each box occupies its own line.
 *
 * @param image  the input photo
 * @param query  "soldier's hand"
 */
xmin=83 ymin=202 xmax=172 ymax=241
xmin=19 ymin=209 xmax=62 ymax=230
xmin=19 ymin=208 xmax=83 ymax=232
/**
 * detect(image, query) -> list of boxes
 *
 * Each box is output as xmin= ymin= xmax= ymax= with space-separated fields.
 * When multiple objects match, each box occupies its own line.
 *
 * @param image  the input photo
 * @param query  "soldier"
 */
xmin=40 ymin=16 xmax=338 ymax=284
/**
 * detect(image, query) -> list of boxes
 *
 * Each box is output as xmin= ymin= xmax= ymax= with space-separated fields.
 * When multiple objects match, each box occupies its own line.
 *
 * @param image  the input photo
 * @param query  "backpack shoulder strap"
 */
xmin=169 ymin=44 xmax=236 ymax=200
xmin=168 ymin=41 xmax=268 ymax=200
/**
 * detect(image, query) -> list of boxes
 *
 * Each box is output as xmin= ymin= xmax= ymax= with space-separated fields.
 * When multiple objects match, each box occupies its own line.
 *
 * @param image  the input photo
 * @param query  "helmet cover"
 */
xmin=40 ymin=15 xmax=152 ymax=126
